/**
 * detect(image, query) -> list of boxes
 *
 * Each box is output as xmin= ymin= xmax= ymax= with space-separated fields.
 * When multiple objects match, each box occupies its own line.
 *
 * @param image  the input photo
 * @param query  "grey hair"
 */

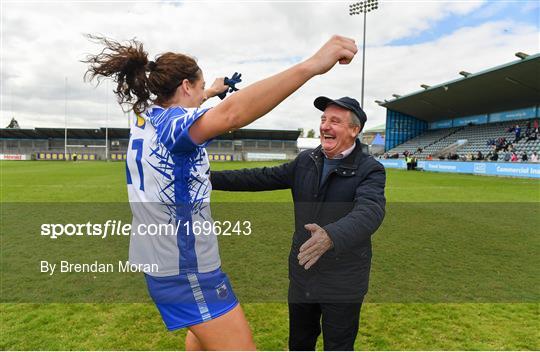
xmin=348 ymin=110 xmax=363 ymax=135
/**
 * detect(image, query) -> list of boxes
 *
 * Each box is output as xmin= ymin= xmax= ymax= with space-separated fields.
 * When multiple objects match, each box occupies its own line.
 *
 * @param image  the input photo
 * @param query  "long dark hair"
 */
xmin=83 ymin=35 xmax=201 ymax=115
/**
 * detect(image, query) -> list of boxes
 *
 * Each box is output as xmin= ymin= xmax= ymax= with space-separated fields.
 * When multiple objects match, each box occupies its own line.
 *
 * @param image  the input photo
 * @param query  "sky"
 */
xmin=1 ymin=0 xmax=539 ymax=134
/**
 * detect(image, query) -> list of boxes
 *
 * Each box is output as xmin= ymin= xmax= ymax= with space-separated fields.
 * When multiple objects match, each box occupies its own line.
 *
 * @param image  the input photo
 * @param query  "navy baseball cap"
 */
xmin=314 ymin=96 xmax=367 ymax=126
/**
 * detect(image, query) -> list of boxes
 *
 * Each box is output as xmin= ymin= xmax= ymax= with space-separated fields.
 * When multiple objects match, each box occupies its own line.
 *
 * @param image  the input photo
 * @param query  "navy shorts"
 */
xmin=145 ymin=268 xmax=239 ymax=330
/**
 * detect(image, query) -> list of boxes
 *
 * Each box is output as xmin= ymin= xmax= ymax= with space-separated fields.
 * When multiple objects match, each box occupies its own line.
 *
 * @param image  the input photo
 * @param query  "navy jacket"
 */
xmin=211 ymin=142 xmax=386 ymax=301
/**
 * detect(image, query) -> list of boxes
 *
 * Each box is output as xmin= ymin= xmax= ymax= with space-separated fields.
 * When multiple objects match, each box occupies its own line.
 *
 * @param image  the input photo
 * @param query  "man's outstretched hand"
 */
xmin=298 ymin=223 xmax=334 ymax=270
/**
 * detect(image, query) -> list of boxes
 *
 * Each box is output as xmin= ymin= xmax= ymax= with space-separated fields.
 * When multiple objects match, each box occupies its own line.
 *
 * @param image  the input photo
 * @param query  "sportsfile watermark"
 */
xmin=40 ymin=220 xmax=252 ymax=239
xmin=1 ymin=202 xmax=538 ymax=303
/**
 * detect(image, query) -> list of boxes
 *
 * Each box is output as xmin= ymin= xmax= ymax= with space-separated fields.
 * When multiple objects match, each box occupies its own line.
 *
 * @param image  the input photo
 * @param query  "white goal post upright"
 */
xmin=63 ymin=77 xmax=110 ymax=160
xmin=64 ymin=77 xmax=68 ymax=160
xmin=105 ymin=80 xmax=109 ymax=161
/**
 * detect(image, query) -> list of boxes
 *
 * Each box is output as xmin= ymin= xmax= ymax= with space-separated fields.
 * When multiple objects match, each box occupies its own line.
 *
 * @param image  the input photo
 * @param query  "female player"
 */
xmin=84 ymin=34 xmax=357 ymax=350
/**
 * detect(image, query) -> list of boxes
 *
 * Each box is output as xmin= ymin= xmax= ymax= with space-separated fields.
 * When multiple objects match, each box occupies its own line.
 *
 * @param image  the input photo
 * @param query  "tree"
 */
xmin=6 ymin=117 xmax=20 ymax=129
xmin=306 ymin=129 xmax=316 ymax=138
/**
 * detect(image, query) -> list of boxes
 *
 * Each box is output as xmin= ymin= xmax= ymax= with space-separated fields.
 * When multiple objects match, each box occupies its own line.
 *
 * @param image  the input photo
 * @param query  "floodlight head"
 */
xmin=459 ymin=71 xmax=471 ymax=77
xmin=392 ymin=94 xmax=401 ymax=99
xmin=515 ymin=52 xmax=529 ymax=59
xmin=349 ymin=2 xmax=365 ymax=15
xmin=420 ymin=84 xmax=430 ymax=89
xmin=375 ymin=100 xmax=384 ymax=105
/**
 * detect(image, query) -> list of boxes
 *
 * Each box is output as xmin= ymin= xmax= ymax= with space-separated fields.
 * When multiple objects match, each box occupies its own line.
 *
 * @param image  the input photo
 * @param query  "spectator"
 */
xmin=513 ymin=124 xmax=521 ymax=143
xmin=495 ymin=137 xmax=507 ymax=152
xmin=507 ymin=143 xmax=513 ymax=152
xmin=504 ymin=151 xmax=511 ymax=162
xmin=426 ymin=154 xmax=433 ymax=160
xmin=489 ymin=151 xmax=499 ymax=161
xmin=531 ymin=152 xmax=539 ymax=163
xmin=521 ymin=152 xmax=528 ymax=162
xmin=212 ymin=95 xmax=385 ymax=351
xmin=527 ymin=128 xmax=538 ymax=141
xmin=476 ymin=151 xmax=484 ymax=161
xmin=510 ymin=152 xmax=518 ymax=162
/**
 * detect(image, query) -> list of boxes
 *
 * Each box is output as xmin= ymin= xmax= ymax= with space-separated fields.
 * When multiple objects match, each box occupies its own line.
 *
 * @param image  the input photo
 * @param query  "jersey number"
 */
xmin=127 ymin=138 xmax=145 ymax=191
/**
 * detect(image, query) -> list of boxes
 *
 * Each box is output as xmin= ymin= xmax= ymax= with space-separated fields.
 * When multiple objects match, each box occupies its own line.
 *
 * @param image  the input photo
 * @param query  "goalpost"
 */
xmin=64 ymin=144 xmax=108 ymax=160
xmin=64 ymin=77 xmax=110 ymax=161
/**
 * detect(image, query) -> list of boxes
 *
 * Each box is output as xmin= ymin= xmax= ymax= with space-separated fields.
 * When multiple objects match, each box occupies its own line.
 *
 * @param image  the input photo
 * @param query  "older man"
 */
xmin=210 ymin=96 xmax=386 ymax=350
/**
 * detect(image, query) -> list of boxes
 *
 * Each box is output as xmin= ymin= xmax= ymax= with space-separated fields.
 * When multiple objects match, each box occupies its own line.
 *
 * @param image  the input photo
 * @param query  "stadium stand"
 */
xmin=378 ymin=52 xmax=540 ymax=162
xmin=384 ymin=126 xmax=462 ymax=158
xmin=386 ymin=119 xmax=540 ymax=160
xmin=0 ymin=127 xmax=301 ymax=161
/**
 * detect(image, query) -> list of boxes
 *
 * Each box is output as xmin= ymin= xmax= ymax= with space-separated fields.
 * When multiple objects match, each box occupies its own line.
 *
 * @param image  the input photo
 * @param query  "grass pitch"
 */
xmin=1 ymin=160 xmax=539 ymax=350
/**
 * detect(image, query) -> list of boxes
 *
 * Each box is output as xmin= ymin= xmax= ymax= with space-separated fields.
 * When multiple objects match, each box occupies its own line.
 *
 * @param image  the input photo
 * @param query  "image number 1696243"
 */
xmin=183 ymin=220 xmax=252 ymax=236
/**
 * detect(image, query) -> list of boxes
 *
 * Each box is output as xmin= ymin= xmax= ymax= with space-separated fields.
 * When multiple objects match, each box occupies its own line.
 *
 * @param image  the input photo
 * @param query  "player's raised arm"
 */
xmin=189 ymin=35 xmax=357 ymax=144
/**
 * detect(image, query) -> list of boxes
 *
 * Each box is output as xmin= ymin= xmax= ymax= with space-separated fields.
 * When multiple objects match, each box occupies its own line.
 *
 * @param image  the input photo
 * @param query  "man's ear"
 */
xmin=351 ymin=125 xmax=361 ymax=138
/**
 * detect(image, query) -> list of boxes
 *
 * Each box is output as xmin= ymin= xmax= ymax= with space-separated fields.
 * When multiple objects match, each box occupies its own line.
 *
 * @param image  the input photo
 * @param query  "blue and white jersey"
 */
xmin=126 ymin=105 xmax=220 ymax=276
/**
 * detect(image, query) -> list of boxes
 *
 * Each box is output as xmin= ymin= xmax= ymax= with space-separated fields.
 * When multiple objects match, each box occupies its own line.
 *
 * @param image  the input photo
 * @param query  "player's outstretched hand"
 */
xmin=208 ymin=77 xmax=229 ymax=97
xmin=227 ymin=72 xmax=242 ymax=91
xmin=306 ymin=35 xmax=358 ymax=75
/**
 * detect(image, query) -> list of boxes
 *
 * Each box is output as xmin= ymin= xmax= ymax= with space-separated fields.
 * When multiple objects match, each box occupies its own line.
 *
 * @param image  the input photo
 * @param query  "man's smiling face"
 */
xmin=319 ymin=104 xmax=361 ymax=158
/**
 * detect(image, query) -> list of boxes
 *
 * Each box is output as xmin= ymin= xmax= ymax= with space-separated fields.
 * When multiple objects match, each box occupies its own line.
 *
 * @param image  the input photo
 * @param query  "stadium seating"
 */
xmin=386 ymin=120 xmax=540 ymax=160
xmin=1 ymin=128 xmax=300 ymax=161
xmin=385 ymin=127 xmax=462 ymax=157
